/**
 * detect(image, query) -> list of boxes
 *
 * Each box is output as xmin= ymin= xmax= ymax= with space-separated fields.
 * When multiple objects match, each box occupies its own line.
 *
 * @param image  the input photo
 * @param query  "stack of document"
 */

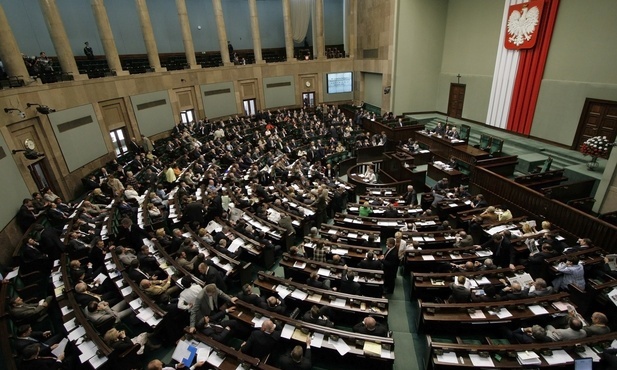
xmin=517 ymin=351 xmax=541 ymax=365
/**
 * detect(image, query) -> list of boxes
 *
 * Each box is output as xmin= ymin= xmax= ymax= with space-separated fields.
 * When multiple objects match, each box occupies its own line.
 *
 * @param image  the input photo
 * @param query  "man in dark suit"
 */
xmin=353 ymin=316 xmax=389 ymax=337
xmin=339 ymin=268 xmax=361 ymax=295
xmin=261 ymin=296 xmax=287 ymax=315
xmin=358 ymin=252 xmax=382 ymax=270
xmin=383 ymin=204 xmax=398 ymax=218
xmin=182 ymin=198 xmax=206 ymax=228
xmin=14 ymin=324 xmax=64 ymax=357
xmin=402 ymin=185 xmax=418 ymax=206
xmin=476 ymin=233 xmax=515 ymax=270
xmin=279 ymin=337 xmax=312 ymax=370
xmin=17 ymin=199 xmax=38 ymax=232
xmin=195 ymin=262 xmax=227 ymax=291
xmin=380 ymin=237 xmax=399 ymax=294
xmin=115 ymin=218 xmax=149 ymax=250
xmin=240 ymin=319 xmax=281 ymax=359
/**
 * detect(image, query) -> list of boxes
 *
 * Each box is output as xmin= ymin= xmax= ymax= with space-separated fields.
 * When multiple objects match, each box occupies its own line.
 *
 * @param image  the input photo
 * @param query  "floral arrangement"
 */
xmin=580 ymin=136 xmax=611 ymax=157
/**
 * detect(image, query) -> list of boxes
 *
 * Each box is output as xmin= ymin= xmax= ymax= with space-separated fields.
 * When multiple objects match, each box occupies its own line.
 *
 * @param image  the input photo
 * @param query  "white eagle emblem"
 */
xmin=507 ymin=5 xmax=540 ymax=46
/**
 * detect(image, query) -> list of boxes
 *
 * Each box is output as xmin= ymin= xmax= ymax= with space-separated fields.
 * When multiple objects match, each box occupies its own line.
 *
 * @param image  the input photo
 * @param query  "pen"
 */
xmin=459 ymin=356 xmax=464 ymax=364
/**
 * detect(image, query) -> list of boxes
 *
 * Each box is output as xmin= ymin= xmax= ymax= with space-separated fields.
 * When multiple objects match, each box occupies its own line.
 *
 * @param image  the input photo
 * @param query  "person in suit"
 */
xmin=115 ymin=218 xmax=149 ymax=250
xmin=9 ymin=296 xmax=52 ymax=322
xmin=279 ymin=337 xmax=312 ymax=370
xmin=19 ymin=344 xmax=66 ymax=370
xmin=306 ymin=271 xmax=331 ymax=290
xmin=17 ymin=199 xmax=38 ymax=232
xmin=339 ymin=268 xmax=361 ymax=295
xmin=504 ymin=324 xmax=551 ymax=344
xmin=448 ymin=276 xmax=471 ymax=302
xmin=278 ymin=214 xmax=295 ymax=236
xmin=182 ymin=198 xmax=206 ymax=229
xmin=471 ymin=194 xmax=488 ymax=208
xmin=380 ymin=237 xmax=399 ymax=294
xmin=302 ymin=305 xmax=334 ymax=327
xmin=14 ymin=324 xmax=64 ymax=357
xmin=358 ymin=252 xmax=382 ymax=270
xmin=188 ymin=283 xmax=237 ymax=333
xmin=475 ymin=233 xmax=515 ymax=270
xmin=74 ymin=282 xmax=119 ymax=307
xmin=235 ymin=283 xmax=263 ymax=306
xmin=353 ymin=316 xmax=389 ymax=337
xmin=240 ymin=319 xmax=281 ymax=358
xmin=546 ymin=318 xmax=586 ymax=341
xmin=402 ymin=185 xmax=418 ymax=206
xmin=261 ymin=296 xmax=287 ymax=315
xmin=195 ymin=262 xmax=227 ymax=291
xmin=383 ymin=204 xmax=398 ymax=218
xmin=453 ymin=231 xmax=474 ymax=247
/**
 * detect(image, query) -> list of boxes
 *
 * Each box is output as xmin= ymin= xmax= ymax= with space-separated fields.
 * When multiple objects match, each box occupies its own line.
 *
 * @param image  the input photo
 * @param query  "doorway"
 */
xmin=180 ymin=109 xmax=195 ymax=124
xmin=302 ymin=92 xmax=315 ymax=108
xmin=110 ymin=128 xmax=129 ymax=156
xmin=447 ymin=83 xmax=466 ymax=119
xmin=573 ymin=98 xmax=617 ymax=158
xmin=243 ymin=99 xmax=257 ymax=117
xmin=28 ymin=160 xmax=54 ymax=193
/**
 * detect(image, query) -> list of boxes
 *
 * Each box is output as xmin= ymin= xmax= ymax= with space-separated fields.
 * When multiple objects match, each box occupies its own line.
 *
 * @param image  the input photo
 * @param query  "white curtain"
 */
xmin=290 ymin=0 xmax=312 ymax=43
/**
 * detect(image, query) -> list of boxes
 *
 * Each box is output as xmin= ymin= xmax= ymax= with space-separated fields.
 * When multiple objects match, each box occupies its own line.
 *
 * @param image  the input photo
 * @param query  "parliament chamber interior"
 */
xmin=1 ymin=0 xmax=617 ymax=369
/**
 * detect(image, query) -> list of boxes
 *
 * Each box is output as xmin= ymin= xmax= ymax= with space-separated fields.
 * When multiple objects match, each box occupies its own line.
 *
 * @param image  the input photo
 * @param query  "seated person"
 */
xmin=526 ymin=278 xmax=554 ymax=297
xmin=584 ymin=312 xmax=611 ymax=337
xmin=20 ymin=343 xmax=69 ymax=370
xmin=504 ymin=324 xmax=552 ymax=344
xmin=499 ymin=281 xmax=528 ymax=300
xmin=14 ymin=324 xmax=64 ymax=357
xmin=302 ymin=305 xmax=334 ymax=327
xmin=306 ymin=271 xmax=331 ymax=290
xmin=9 ymin=295 xmax=52 ymax=322
xmin=339 ymin=268 xmax=361 ymax=295
xmin=279 ymin=337 xmax=312 ymax=370
xmin=447 ymin=276 xmax=471 ymax=303
xmin=358 ymin=252 xmax=382 ymax=270
xmin=140 ymin=276 xmax=181 ymax=305
xmin=353 ymin=316 xmax=388 ymax=337
xmin=546 ymin=318 xmax=586 ymax=341
xmin=552 ymin=257 xmax=585 ymax=291
xmin=363 ymin=168 xmax=377 ymax=184
xmin=358 ymin=201 xmax=372 ymax=217
xmin=240 ymin=319 xmax=281 ymax=358
xmin=261 ymin=296 xmax=287 ymax=315
xmin=235 ymin=283 xmax=263 ymax=306
xmin=85 ymin=300 xmax=133 ymax=325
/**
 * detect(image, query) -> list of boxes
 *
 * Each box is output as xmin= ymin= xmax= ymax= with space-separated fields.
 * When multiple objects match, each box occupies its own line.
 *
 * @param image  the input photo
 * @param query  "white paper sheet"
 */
xmin=67 ymin=326 xmax=86 ymax=341
xmin=317 ymin=268 xmax=331 ymax=276
xmin=51 ymin=338 xmax=69 ymax=357
xmin=542 ymin=349 xmax=573 ymax=365
xmin=311 ymin=332 xmax=324 ymax=348
xmin=196 ymin=346 xmax=212 ymax=363
xmin=206 ymin=351 xmax=225 ymax=367
xmin=291 ymin=289 xmax=308 ymax=300
xmin=436 ymin=351 xmax=460 ymax=364
xmin=328 ymin=337 xmax=351 ymax=356
xmin=281 ymin=324 xmax=295 ymax=339
xmin=252 ymin=315 xmax=267 ymax=328
xmin=469 ymin=354 xmax=494 ymax=367
xmin=528 ymin=305 xmax=549 ymax=315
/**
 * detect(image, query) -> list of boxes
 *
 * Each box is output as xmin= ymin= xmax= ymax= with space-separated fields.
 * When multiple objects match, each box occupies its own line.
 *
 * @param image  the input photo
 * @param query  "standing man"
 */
xmin=380 ymin=237 xmax=399 ymax=294
xmin=84 ymin=42 xmax=94 ymax=60
xmin=227 ymin=41 xmax=234 ymax=56
xmin=142 ymin=134 xmax=154 ymax=154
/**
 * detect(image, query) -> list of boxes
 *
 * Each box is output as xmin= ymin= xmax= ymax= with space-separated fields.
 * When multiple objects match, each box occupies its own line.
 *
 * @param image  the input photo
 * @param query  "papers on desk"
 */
xmin=528 ymin=304 xmax=549 ymax=315
xmin=469 ymin=354 xmax=494 ymax=367
xmin=77 ymin=340 xmax=98 ymax=362
xmin=449 ymin=254 xmax=462 ymax=260
xmin=377 ymin=221 xmax=398 ymax=226
xmin=552 ymin=301 xmax=570 ymax=311
xmin=330 ymin=248 xmax=348 ymax=255
xmin=275 ymin=285 xmax=293 ymax=299
xmin=424 ymin=236 xmax=436 ymax=242
xmin=317 ymin=267 xmax=331 ymax=276
xmin=331 ymin=298 xmax=347 ymax=307
xmin=120 ymin=285 xmax=133 ymax=296
xmin=328 ymin=229 xmax=337 ymax=234
xmin=469 ymin=310 xmax=486 ymax=319
xmin=129 ymin=298 xmax=143 ymax=310
xmin=293 ymin=261 xmax=307 ymax=269
xmin=51 ymin=338 xmax=68 ymax=357
xmin=422 ymin=255 xmax=435 ymax=261
xmin=228 ymin=238 xmax=244 ymax=253
xmin=328 ymin=337 xmax=351 ymax=356
xmin=61 ymin=305 xmax=72 ymax=316
xmin=291 ymin=289 xmax=308 ymax=300
xmin=172 ymin=339 xmax=198 ymax=367
xmin=507 ymin=272 xmax=534 ymax=287
xmin=436 ymin=351 xmax=460 ymax=364
xmin=281 ymin=324 xmax=295 ymax=339
xmin=608 ymin=287 xmax=617 ymax=308
xmin=94 ymin=272 xmax=107 ymax=284
xmin=448 ymin=203 xmax=459 ymax=207
xmin=542 ymin=349 xmax=573 ymax=365
xmin=88 ymin=354 xmax=108 ymax=369
xmin=363 ymin=341 xmax=381 ymax=356
xmin=54 ymin=285 xmax=65 ymax=298
xmin=311 ymin=332 xmax=324 ymax=348
xmin=474 ymin=276 xmax=491 ymax=285
xmin=68 ymin=325 xmax=86 ymax=341
xmin=252 ymin=315 xmax=267 ymax=328
xmin=494 ymin=308 xmax=513 ymax=319
xmin=306 ymin=292 xmax=322 ymax=303
xmin=412 ymin=236 xmax=424 ymax=242
xmin=517 ymin=351 xmax=541 ymax=365
xmin=475 ymin=250 xmax=493 ymax=257
xmin=486 ymin=224 xmax=515 ymax=235
xmin=343 ymin=218 xmax=354 ymax=223
xmin=63 ymin=318 xmax=77 ymax=332
xmin=347 ymin=233 xmax=358 ymax=238
xmin=292 ymin=329 xmax=309 ymax=342
xmin=206 ymin=221 xmax=222 ymax=233
xmin=136 ymin=307 xmax=155 ymax=322
xmin=577 ymin=345 xmax=601 ymax=362
xmin=196 ymin=346 xmax=212 ymax=363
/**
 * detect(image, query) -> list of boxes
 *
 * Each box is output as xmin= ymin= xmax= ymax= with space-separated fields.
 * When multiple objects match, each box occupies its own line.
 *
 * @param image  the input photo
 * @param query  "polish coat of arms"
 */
xmin=505 ymin=1 xmax=544 ymax=50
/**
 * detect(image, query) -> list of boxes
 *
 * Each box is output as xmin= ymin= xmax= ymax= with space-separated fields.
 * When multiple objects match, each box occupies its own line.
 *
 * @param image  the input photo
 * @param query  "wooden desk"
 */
xmin=419 ymin=292 xmax=570 ymax=328
xmin=320 ymin=224 xmax=381 ymax=248
xmin=414 ymin=131 xmax=489 ymax=165
xmin=279 ymin=253 xmax=384 ymax=298
xmin=302 ymin=237 xmax=382 ymax=264
xmin=254 ymin=272 xmax=388 ymax=323
xmin=402 ymin=229 xmax=464 ymax=249
xmin=229 ymin=299 xmax=395 ymax=366
xmin=427 ymin=163 xmax=463 ymax=188
xmin=191 ymin=333 xmax=278 ymax=370
xmin=428 ymin=332 xmax=617 ymax=368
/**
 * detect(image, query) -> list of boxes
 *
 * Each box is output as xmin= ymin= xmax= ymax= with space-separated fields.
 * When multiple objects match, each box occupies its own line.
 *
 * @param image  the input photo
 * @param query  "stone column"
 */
xmin=175 ymin=0 xmax=198 ymax=69
xmin=212 ymin=0 xmax=231 ymax=66
xmin=91 ymin=0 xmax=128 ymax=76
xmin=346 ymin=0 xmax=356 ymax=58
xmin=0 ymin=4 xmax=32 ymax=81
xmin=314 ymin=0 xmax=325 ymax=59
xmin=281 ymin=0 xmax=294 ymax=61
xmin=135 ymin=0 xmax=165 ymax=72
xmin=39 ymin=0 xmax=87 ymax=79
xmin=248 ymin=0 xmax=263 ymax=64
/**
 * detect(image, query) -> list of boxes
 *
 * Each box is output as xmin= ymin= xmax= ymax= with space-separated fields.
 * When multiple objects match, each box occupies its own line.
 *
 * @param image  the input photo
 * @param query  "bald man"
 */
xmin=353 ymin=316 xmax=388 ymax=337
xmin=240 ymin=319 xmax=281 ymax=358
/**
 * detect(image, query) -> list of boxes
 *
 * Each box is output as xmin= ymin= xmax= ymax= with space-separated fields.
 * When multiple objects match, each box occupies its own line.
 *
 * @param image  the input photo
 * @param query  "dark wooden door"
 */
xmin=447 ymin=83 xmax=466 ymax=118
xmin=573 ymin=99 xmax=617 ymax=157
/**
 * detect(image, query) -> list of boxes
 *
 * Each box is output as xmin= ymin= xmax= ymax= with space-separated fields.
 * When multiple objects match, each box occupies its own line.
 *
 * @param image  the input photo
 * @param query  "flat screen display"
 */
xmin=327 ymin=72 xmax=353 ymax=94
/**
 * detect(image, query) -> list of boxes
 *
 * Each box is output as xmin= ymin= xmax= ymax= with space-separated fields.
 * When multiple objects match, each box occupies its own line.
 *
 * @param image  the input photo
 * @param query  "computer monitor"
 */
xmin=574 ymin=358 xmax=593 ymax=370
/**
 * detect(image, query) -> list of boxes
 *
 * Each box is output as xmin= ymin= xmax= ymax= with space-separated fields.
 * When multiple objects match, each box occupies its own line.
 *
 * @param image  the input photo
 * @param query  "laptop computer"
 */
xmin=574 ymin=358 xmax=593 ymax=370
